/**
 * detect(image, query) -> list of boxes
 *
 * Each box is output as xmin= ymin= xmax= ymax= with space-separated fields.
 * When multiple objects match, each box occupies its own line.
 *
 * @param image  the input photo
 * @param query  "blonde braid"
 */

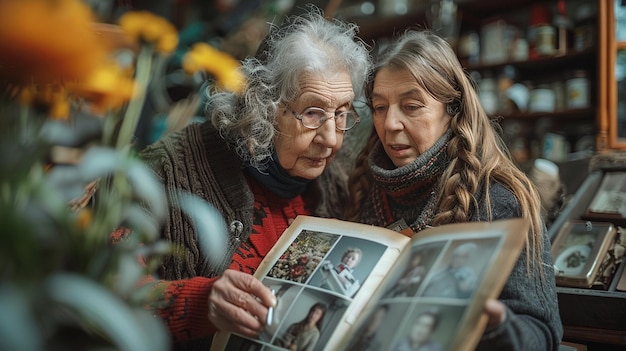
xmin=432 ymin=103 xmax=482 ymax=225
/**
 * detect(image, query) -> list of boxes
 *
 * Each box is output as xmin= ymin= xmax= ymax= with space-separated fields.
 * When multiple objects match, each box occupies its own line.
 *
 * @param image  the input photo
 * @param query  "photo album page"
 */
xmin=211 ymin=216 xmax=527 ymax=351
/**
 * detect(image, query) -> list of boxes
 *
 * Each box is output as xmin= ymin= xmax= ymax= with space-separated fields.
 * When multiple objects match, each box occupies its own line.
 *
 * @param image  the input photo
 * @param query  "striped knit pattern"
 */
xmin=359 ymin=130 xmax=451 ymax=232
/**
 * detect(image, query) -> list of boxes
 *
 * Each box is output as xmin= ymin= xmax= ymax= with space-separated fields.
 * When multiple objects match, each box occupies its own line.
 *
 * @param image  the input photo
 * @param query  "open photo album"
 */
xmin=210 ymin=215 xmax=528 ymax=351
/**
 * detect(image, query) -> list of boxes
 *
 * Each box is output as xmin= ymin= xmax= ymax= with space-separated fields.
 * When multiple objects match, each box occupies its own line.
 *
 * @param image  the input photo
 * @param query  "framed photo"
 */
xmin=584 ymin=171 xmax=626 ymax=226
xmin=551 ymin=220 xmax=617 ymax=288
xmin=617 ymin=266 xmax=626 ymax=292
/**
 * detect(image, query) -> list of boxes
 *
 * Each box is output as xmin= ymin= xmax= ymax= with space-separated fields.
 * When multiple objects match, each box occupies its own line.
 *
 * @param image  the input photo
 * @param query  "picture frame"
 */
xmin=617 ymin=266 xmax=626 ymax=292
xmin=551 ymin=220 xmax=617 ymax=288
xmin=583 ymin=171 xmax=626 ymax=226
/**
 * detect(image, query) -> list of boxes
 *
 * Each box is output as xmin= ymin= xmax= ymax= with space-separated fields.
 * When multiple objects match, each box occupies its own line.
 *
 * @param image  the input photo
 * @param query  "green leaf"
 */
xmin=114 ymin=254 xmax=145 ymax=297
xmin=45 ymin=164 xmax=86 ymax=203
xmin=126 ymin=161 xmax=167 ymax=221
xmin=77 ymin=147 xmax=122 ymax=182
xmin=123 ymin=204 xmax=160 ymax=241
xmin=46 ymin=273 xmax=170 ymax=351
xmin=0 ymin=285 xmax=43 ymax=351
xmin=174 ymin=191 xmax=228 ymax=265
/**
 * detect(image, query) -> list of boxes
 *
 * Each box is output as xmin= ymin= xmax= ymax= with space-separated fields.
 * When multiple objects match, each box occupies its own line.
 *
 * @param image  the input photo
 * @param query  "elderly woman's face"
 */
xmin=371 ymin=67 xmax=451 ymax=168
xmin=274 ymin=70 xmax=354 ymax=179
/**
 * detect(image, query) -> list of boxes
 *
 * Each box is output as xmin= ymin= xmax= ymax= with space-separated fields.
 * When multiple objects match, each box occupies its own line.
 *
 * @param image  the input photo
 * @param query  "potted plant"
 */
xmin=0 ymin=1 xmax=242 ymax=349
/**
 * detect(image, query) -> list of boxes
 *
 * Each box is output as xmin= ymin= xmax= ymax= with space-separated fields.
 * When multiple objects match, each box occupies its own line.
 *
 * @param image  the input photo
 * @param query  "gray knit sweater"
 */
xmin=359 ymin=138 xmax=563 ymax=350
xmin=473 ymin=183 xmax=563 ymax=351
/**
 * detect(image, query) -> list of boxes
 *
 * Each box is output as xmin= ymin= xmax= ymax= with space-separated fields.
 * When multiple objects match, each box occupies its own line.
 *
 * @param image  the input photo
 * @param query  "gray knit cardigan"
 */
xmin=139 ymin=121 xmax=348 ymax=281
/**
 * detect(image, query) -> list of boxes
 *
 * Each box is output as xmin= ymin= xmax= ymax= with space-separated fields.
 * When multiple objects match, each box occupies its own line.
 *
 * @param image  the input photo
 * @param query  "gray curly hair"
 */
xmin=205 ymin=7 xmax=370 ymax=169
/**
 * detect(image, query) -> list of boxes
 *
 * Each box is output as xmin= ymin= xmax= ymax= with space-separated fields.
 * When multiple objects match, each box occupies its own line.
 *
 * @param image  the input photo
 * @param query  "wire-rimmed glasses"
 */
xmin=289 ymin=106 xmax=360 ymax=131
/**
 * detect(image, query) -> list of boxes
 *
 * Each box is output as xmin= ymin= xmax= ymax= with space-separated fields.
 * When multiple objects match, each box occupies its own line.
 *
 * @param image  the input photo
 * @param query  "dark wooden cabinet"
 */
xmin=548 ymin=166 xmax=626 ymax=347
xmin=343 ymin=0 xmax=625 ymax=347
xmin=350 ymin=0 xmax=603 ymax=163
xmin=456 ymin=0 xmax=601 ymax=164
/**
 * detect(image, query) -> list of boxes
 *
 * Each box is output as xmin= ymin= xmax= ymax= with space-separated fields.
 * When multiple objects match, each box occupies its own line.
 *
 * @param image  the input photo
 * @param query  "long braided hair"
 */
xmin=345 ymin=30 xmax=544 ymax=272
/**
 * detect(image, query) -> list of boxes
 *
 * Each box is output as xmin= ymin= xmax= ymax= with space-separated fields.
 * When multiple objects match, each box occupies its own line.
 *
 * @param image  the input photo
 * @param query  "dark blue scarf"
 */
xmin=245 ymin=152 xmax=310 ymax=199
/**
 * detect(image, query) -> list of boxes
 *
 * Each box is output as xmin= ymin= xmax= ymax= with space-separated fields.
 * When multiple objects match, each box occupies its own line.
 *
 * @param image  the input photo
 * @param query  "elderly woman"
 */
xmin=345 ymin=30 xmax=562 ymax=350
xmin=138 ymin=9 xmax=370 ymax=350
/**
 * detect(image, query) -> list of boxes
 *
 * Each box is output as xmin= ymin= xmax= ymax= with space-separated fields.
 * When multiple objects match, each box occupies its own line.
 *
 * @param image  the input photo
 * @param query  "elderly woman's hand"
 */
xmin=484 ymin=298 xmax=507 ymax=332
xmin=208 ymin=269 xmax=276 ymax=337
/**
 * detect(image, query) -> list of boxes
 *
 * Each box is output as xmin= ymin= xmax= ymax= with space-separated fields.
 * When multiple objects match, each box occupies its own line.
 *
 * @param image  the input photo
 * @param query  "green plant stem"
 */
xmin=115 ymin=45 xmax=154 ymax=152
xmin=102 ymin=110 xmax=118 ymax=147
xmin=85 ymin=168 xmax=132 ymax=263
xmin=19 ymin=104 xmax=29 ymax=143
xmin=89 ymin=44 xmax=155 ymax=252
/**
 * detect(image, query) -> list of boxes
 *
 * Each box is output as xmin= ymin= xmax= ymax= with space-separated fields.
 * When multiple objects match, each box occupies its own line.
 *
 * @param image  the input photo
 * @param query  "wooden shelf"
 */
xmin=456 ymin=0 xmax=552 ymax=16
xmin=462 ymin=48 xmax=597 ymax=73
xmin=351 ymin=11 xmax=427 ymax=43
xmin=457 ymin=0 xmax=553 ymax=27
xmin=497 ymin=108 xmax=596 ymax=121
xmin=563 ymin=326 xmax=626 ymax=347
xmin=557 ymin=285 xmax=626 ymax=332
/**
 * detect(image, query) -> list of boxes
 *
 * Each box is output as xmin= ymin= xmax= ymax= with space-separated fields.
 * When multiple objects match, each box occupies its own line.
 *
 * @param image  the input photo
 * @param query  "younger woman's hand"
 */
xmin=483 ymin=299 xmax=507 ymax=332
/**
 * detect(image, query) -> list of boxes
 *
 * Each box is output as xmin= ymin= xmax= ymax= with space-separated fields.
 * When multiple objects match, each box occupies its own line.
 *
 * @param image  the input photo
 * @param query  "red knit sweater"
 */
xmin=134 ymin=177 xmax=310 ymax=342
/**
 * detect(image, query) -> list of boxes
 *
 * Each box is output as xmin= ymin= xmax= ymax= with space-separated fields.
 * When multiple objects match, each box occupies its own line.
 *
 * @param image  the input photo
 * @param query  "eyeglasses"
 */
xmin=289 ymin=106 xmax=360 ymax=131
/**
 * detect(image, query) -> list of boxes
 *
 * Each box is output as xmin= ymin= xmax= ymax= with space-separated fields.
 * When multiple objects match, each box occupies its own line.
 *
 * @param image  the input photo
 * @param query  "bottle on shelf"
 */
xmin=573 ymin=2 xmax=596 ymax=52
xmin=553 ymin=0 xmax=573 ymax=56
xmin=528 ymin=3 xmax=556 ymax=58
xmin=565 ymin=69 xmax=590 ymax=109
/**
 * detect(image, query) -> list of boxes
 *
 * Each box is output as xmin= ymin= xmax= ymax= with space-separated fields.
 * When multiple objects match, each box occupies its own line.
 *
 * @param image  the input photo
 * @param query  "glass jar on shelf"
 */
xmin=565 ymin=69 xmax=590 ymax=109
xmin=529 ymin=83 xmax=556 ymax=113
xmin=478 ymin=72 xmax=499 ymax=115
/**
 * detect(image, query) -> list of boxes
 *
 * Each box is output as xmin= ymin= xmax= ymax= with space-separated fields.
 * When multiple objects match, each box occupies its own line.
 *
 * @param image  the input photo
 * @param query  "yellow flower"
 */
xmin=118 ymin=11 xmax=179 ymax=54
xmin=183 ymin=43 xmax=245 ymax=93
xmin=0 ymin=0 xmax=109 ymax=84
xmin=68 ymin=62 xmax=137 ymax=114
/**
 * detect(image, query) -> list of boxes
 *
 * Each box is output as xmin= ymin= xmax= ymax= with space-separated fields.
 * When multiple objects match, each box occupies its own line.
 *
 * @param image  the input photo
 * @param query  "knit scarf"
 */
xmin=359 ymin=130 xmax=452 ymax=232
xmin=245 ymin=152 xmax=311 ymax=198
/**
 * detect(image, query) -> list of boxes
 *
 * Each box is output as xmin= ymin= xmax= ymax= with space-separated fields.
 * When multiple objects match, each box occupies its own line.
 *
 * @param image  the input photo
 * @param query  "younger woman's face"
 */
xmin=310 ymin=307 xmax=324 ymax=324
xmin=371 ymin=67 xmax=451 ymax=168
xmin=274 ymin=70 xmax=354 ymax=179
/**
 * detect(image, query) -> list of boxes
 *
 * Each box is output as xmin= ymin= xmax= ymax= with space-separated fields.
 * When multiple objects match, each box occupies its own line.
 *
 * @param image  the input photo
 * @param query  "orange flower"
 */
xmin=183 ymin=43 xmax=244 ymax=93
xmin=118 ymin=11 xmax=179 ymax=54
xmin=68 ymin=62 xmax=137 ymax=113
xmin=75 ymin=208 xmax=93 ymax=231
xmin=47 ymin=86 xmax=71 ymax=120
xmin=16 ymin=83 xmax=71 ymax=120
xmin=0 ymin=0 xmax=109 ymax=84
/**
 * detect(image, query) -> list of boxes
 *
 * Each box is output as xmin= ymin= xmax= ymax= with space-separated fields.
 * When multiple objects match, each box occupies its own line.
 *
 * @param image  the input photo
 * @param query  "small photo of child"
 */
xmin=309 ymin=237 xmax=387 ymax=298
xmin=321 ymin=247 xmax=362 ymax=296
